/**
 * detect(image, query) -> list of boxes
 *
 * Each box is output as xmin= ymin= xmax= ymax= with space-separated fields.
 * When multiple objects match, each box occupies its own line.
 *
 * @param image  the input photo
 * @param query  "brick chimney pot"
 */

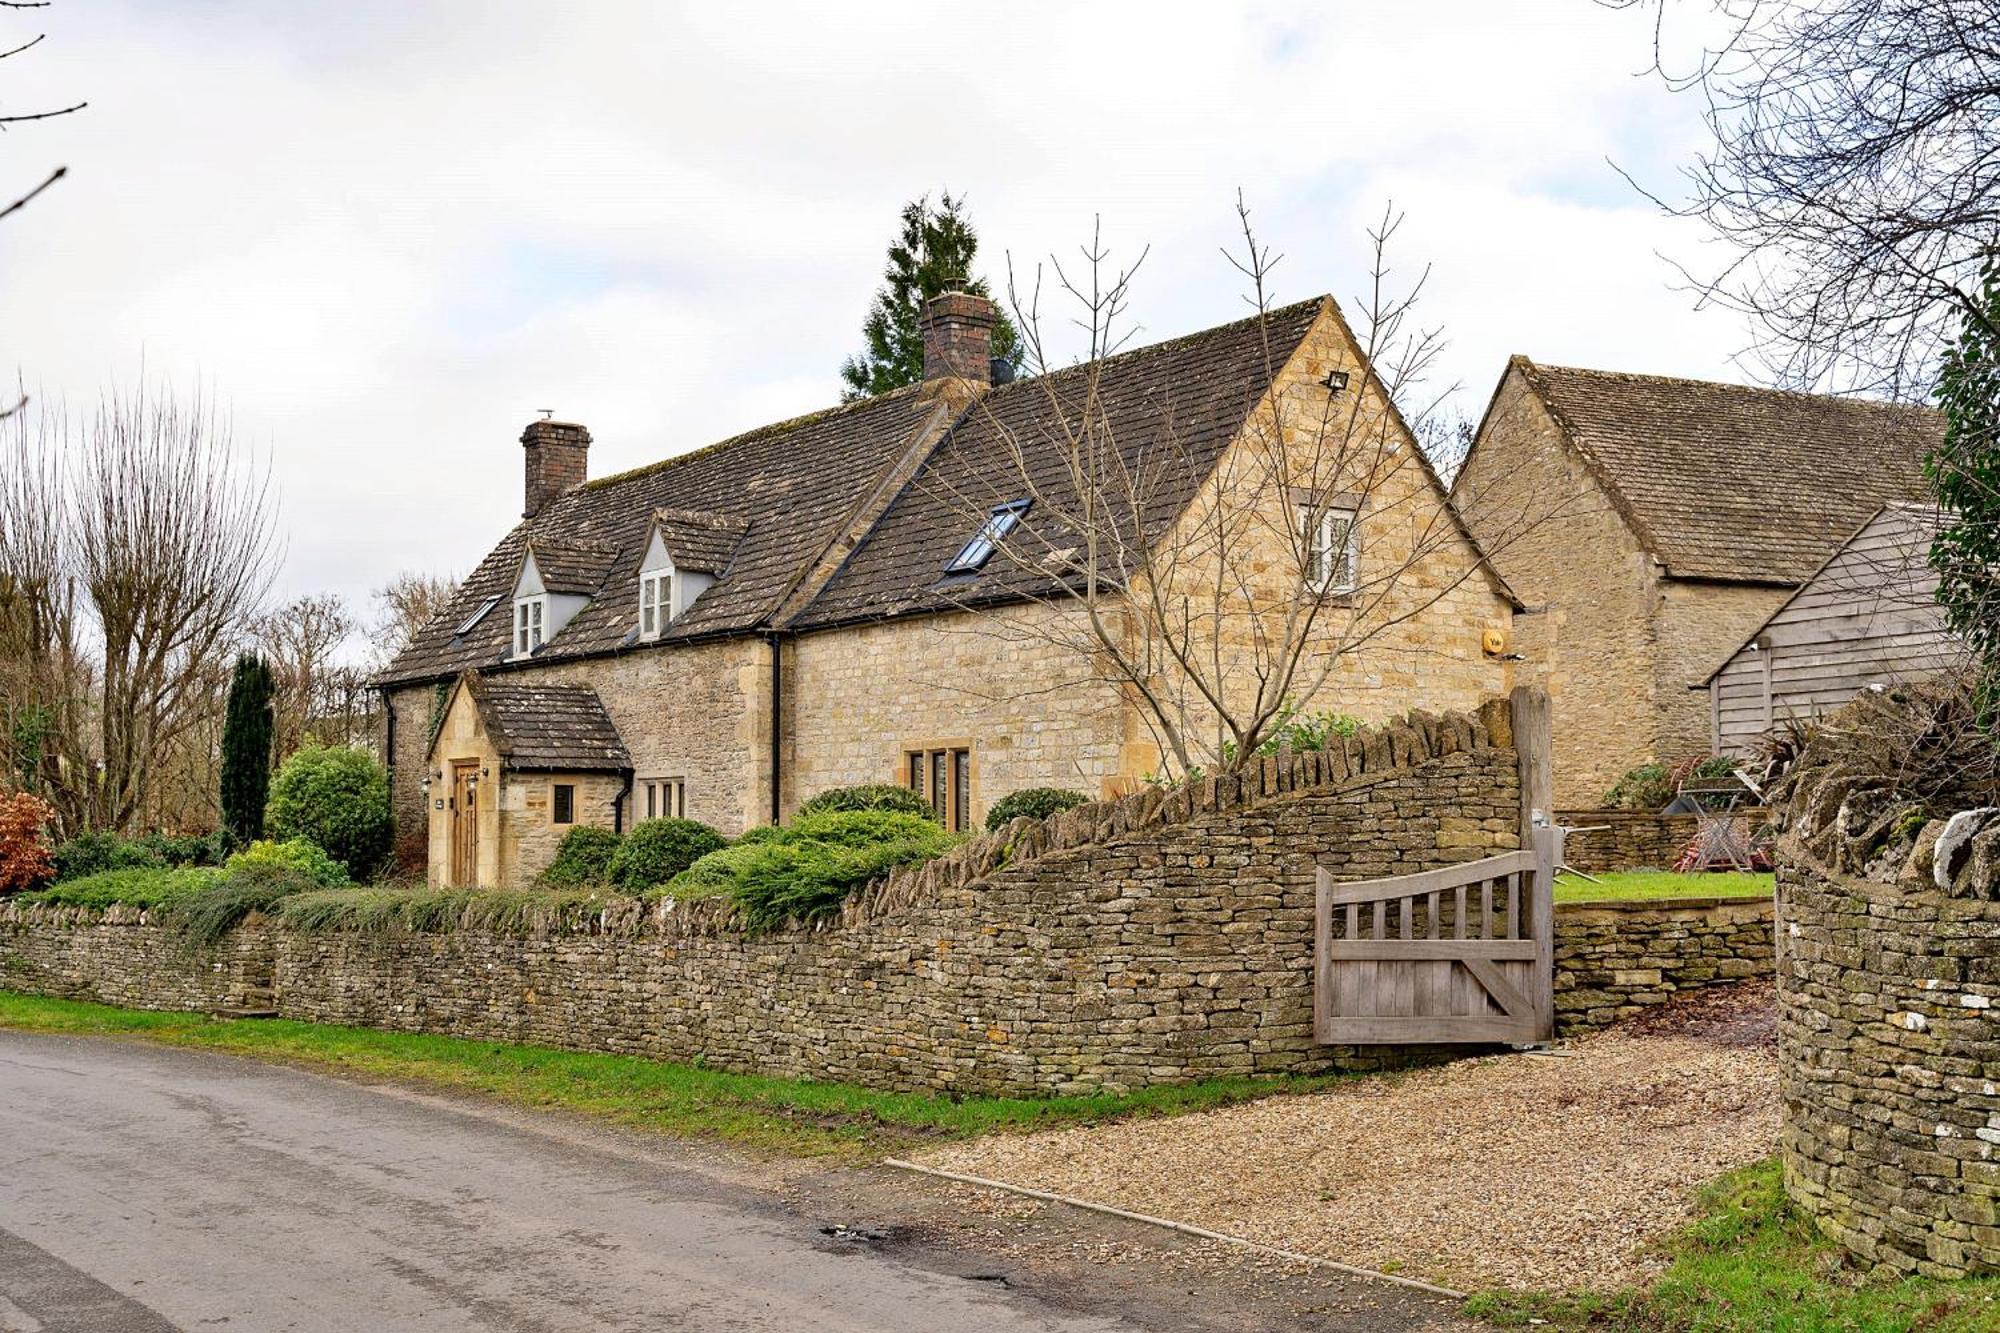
xmin=921 ymin=292 xmax=996 ymax=386
xmin=521 ymin=420 xmax=591 ymax=518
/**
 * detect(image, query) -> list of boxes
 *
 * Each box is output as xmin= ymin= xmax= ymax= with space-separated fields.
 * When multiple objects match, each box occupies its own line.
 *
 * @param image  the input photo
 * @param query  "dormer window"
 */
xmin=514 ymin=596 xmax=546 ymax=655
xmin=946 ymin=499 xmax=1030 ymax=575
xmin=639 ymin=570 xmax=672 ymax=639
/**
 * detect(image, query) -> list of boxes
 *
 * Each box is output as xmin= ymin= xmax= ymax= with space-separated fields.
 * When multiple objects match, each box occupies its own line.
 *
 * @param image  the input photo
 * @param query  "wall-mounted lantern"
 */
xmin=1322 ymin=369 xmax=1350 ymax=395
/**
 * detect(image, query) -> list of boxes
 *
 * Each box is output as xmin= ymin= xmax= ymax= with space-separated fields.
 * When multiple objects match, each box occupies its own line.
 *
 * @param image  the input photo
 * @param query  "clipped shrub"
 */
xmin=52 ymin=830 xmax=164 ymax=882
xmin=540 ymin=825 xmax=623 ymax=887
xmin=23 ymin=865 xmax=223 ymax=910
xmin=795 ymin=783 xmax=937 ymax=820
xmin=266 ymin=743 xmax=393 ymax=878
xmin=226 ymin=838 xmax=352 ymax=888
xmin=1605 ymin=762 xmax=1675 ymax=811
xmin=606 ymin=818 xmax=728 ymax=889
xmin=670 ymin=808 xmax=961 ymax=929
xmin=984 ymin=787 xmax=1088 ymax=832
xmin=168 ymin=864 xmax=318 ymax=946
xmin=0 ymin=792 xmax=57 ymax=894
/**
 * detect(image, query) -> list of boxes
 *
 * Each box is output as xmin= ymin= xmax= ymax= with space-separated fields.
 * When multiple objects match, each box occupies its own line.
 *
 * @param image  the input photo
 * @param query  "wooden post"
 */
xmin=1509 ymin=685 xmax=1552 ymax=845
xmin=1529 ymin=822 xmax=1560 ymax=1041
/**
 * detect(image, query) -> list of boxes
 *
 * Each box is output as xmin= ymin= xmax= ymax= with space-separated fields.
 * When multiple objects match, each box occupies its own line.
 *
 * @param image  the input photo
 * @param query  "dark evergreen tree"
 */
xmin=840 ymin=192 xmax=1023 ymax=401
xmin=219 ymin=652 xmax=275 ymax=846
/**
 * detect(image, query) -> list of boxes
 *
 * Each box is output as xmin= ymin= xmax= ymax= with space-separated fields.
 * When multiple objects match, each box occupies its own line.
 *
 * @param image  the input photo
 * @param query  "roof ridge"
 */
xmin=1521 ymin=358 xmax=1940 ymax=414
xmin=993 ymin=295 xmax=1327 ymax=394
xmin=580 ymin=382 xmax=931 ymax=494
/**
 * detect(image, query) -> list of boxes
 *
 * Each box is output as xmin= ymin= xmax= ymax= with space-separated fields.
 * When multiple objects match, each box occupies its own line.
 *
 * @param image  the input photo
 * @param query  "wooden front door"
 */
xmin=449 ymin=761 xmax=479 ymax=888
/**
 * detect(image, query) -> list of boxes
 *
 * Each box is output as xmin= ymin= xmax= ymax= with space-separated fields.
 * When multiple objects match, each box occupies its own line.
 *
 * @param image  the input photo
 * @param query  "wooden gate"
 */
xmin=1313 ymin=823 xmax=1560 ymax=1046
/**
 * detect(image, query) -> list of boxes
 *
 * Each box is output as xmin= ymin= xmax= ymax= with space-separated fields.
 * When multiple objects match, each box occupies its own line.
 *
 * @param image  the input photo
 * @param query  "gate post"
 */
xmin=1509 ymin=685 xmax=1552 ymax=844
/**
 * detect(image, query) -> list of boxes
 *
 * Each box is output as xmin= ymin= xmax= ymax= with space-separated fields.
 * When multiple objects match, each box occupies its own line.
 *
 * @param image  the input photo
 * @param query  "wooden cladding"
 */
xmin=906 ymin=745 xmax=972 ymax=832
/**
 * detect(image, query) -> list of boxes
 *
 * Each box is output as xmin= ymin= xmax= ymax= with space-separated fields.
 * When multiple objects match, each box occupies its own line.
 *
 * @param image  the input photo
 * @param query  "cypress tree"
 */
xmin=220 ymin=652 xmax=275 ymax=846
xmin=839 ymin=192 xmax=1023 ymax=401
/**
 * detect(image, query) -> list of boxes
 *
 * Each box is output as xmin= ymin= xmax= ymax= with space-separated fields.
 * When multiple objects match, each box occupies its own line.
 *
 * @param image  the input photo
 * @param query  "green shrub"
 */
xmin=168 ymin=865 xmax=318 ymax=946
xmin=606 ymin=818 xmax=728 ymax=890
xmin=265 ymin=744 xmax=392 ymax=878
xmin=540 ymin=826 xmax=622 ymax=887
xmin=23 ymin=865 xmax=223 ymax=910
xmin=984 ymin=787 xmax=1089 ymax=831
xmin=226 ymin=838 xmax=351 ymax=888
xmin=795 ymin=784 xmax=937 ymax=820
xmin=1605 ymin=762 xmax=1675 ymax=811
xmin=1691 ymin=754 xmax=1740 ymax=780
xmin=669 ymin=809 xmax=960 ymax=929
xmin=52 ymin=831 xmax=164 ymax=882
xmin=134 ymin=829 xmax=232 ymax=868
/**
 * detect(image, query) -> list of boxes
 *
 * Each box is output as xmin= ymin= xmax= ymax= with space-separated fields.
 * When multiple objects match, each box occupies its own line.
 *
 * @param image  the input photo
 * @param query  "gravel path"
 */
xmin=919 ymin=983 xmax=1778 ymax=1293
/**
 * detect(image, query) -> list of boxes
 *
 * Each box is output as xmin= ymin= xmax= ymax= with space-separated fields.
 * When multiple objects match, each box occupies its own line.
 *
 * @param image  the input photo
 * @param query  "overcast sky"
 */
xmin=3 ymin=1 xmax=1744 ymax=626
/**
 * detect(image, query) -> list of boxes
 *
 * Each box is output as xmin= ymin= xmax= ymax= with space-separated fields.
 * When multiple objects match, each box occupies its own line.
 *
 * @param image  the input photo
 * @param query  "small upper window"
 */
xmin=455 ymin=594 xmax=503 ymax=637
xmin=945 ymin=500 xmax=1030 ymax=575
xmin=639 ymin=570 xmax=673 ymax=640
xmin=514 ymin=597 xmax=546 ymax=655
xmin=1301 ymin=505 xmax=1358 ymax=595
xmin=552 ymin=783 xmax=575 ymax=825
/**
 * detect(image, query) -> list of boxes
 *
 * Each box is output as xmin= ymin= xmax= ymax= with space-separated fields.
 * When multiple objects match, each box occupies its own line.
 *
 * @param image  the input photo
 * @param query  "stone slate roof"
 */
xmin=466 ymin=677 xmax=630 ymax=771
xmin=377 ymin=298 xmax=1348 ymax=684
xmin=377 ymin=386 xmax=942 ymax=684
xmin=790 ymin=298 xmax=1327 ymax=628
xmin=1510 ymin=357 xmax=1940 ymax=584
xmin=653 ymin=507 xmax=751 ymax=576
xmin=526 ymin=540 xmax=621 ymax=595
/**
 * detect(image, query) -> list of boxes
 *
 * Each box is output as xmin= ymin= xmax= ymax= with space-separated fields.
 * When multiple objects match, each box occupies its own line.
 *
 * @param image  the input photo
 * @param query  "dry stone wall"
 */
xmin=0 ymin=904 xmax=273 ymax=1014
xmin=1553 ymin=897 xmax=1773 ymax=1032
xmin=1555 ymin=808 xmax=1771 ymax=873
xmin=1778 ymin=850 xmax=2000 ymax=1277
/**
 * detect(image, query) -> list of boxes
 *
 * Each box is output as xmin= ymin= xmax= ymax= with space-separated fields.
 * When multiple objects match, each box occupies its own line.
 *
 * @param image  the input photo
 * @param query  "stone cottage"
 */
xmin=375 ymin=293 xmax=1518 ymax=887
xmin=1452 ymin=357 xmax=1940 ymax=807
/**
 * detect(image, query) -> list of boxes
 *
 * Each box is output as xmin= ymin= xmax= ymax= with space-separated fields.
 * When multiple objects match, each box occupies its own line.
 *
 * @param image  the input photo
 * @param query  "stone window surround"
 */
xmin=1290 ymin=485 xmax=1362 ymax=600
xmin=637 ymin=776 xmax=687 ymax=822
xmin=905 ymin=738 xmax=975 ymax=831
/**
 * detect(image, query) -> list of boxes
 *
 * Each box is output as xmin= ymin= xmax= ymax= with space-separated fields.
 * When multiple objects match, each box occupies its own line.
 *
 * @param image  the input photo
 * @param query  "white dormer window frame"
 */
xmin=639 ymin=569 xmax=673 ymax=640
xmin=514 ymin=595 xmax=546 ymax=656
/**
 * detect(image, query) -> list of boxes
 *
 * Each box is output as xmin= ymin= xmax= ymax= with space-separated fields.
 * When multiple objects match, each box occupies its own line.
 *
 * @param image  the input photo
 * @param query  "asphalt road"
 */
xmin=0 ymin=1032 xmax=1143 ymax=1333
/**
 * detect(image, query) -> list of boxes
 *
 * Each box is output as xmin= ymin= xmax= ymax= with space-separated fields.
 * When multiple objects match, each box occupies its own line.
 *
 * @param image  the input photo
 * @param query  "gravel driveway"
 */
xmin=918 ymin=983 xmax=1777 ymax=1293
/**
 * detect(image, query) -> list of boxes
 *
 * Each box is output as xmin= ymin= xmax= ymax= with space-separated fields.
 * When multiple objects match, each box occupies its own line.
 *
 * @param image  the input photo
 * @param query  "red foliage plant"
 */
xmin=0 ymin=793 xmax=58 ymax=894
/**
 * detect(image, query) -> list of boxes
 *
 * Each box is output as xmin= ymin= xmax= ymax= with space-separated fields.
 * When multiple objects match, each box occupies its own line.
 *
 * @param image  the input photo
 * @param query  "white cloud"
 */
xmin=1 ymin=0 xmax=1748 ymax=625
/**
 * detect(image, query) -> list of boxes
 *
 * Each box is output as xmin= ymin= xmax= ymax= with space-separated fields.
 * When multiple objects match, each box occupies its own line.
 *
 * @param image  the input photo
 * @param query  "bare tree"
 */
xmin=1 ymin=1 xmax=86 ymax=224
xmin=259 ymin=593 xmax=357 ymax=757
xmin=0 ymin=377 xmax=280 ymax=833
xmin=369 ymin=570 xmax=459 ymax=666
xmin=924 ymin=200 xmax=1556 ymax=779
xmin=1607 ymin=0 xmax=2000 ymax=397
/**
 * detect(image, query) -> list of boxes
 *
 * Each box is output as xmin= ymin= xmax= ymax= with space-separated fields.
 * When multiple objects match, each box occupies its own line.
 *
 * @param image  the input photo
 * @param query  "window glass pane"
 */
xmin=931 ymin=751 xmax=946 ymax=817
xmin=553 ymin=784 xmax=574 ymax=824
xmin=952 ymin=750 xmax=970 ymax=833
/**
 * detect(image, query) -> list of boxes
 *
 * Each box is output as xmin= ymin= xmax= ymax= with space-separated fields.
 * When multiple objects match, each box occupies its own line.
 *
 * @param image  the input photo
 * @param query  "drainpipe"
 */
xmin=765 ymin=631 xmax=785 ymax=825
xmin=612 ymin=767 xmax=633 ymax=834
xmin=380 ymin=687 xmax=396 ymax=818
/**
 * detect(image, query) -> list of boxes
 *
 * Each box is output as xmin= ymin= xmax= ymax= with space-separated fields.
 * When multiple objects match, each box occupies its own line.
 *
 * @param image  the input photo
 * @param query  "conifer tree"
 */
xmin=840 ymin=193 xmax=1022 ymax=401
xmin=219 ymin=652 xmax=275 ymax=846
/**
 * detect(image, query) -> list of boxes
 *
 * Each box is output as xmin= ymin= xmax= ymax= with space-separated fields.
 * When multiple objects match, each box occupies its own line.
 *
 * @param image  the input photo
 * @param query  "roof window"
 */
xmin=455 ymin=594 xmax=503 ymax=637
xmin=945 ymin=500 xmax=1030 ymax=575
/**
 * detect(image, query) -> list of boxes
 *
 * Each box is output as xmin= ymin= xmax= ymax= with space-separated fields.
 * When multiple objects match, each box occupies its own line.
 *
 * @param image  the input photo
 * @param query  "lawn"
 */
xmin=1556 ymin=869 xmax=1773 ymax=904
xmin=0 ymin=991 xmax=1344 ymax=1159
xmin=1466 ymin=1158 xmax=2000 ymax=1332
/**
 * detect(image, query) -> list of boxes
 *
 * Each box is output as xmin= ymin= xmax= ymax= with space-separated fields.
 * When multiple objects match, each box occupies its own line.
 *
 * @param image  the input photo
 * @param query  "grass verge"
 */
xmin=1555 ymin=870 xmax=1773 ymax=904
xmin=1465 ymin=1159 xmax=2000 ymax=1331
xmin=0 ymin=990 xmax=1343 ymax=1160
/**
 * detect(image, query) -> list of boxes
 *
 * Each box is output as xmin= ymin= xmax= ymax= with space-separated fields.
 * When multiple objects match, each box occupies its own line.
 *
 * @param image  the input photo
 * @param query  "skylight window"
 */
xmin=945 ymin=500 xmax=1030 ymax=575
xmin=455 ymin=594 xmax=502 ymax=637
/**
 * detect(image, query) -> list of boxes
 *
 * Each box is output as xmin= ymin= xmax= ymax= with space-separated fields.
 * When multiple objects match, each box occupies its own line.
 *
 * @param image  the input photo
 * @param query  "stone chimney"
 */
xmin=921 ymin=292 xmax=995 ymax=385
xmin=521 ymin=419 xmax=590 ymax=519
